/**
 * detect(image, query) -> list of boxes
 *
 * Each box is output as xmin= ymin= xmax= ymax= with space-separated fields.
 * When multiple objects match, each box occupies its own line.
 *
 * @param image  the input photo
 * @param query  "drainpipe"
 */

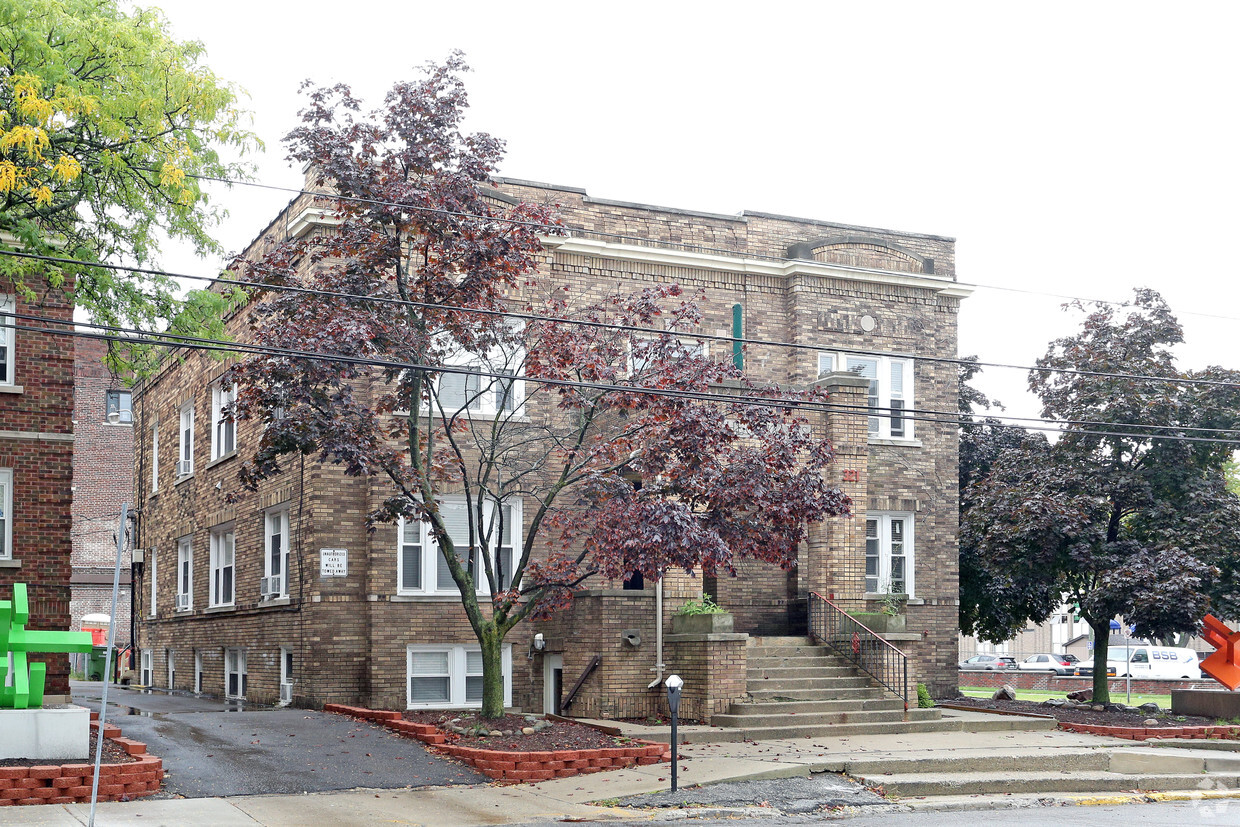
xmin=647 ymin=579 xmax=664 ymax=689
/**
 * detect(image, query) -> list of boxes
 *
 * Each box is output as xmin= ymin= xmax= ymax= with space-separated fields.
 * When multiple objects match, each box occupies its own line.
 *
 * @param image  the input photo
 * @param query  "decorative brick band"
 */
xmin=0 ymin=720 xmax=162 ymax=806
xmin=323 ymin=703 xmax=671 ymax=781
xmin=1058 ymin=722 xmax=1240 ymax=741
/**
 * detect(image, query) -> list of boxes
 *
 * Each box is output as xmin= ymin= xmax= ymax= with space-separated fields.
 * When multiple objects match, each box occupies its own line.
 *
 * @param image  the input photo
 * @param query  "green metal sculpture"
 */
xmin=0 ymin=583 xmax=94 ymax=709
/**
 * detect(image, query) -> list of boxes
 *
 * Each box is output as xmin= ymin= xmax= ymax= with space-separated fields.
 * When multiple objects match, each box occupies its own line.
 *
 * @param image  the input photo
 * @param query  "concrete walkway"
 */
xmin=6 ymin=709 xmax=1240 ymax=825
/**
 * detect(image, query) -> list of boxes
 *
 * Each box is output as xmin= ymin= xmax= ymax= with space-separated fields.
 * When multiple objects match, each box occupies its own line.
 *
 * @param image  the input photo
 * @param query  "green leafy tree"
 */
xmin=960 ymin=290 xmax=1240 ymax=701
xmin=0 ymin=0 xmax=257 ymax=369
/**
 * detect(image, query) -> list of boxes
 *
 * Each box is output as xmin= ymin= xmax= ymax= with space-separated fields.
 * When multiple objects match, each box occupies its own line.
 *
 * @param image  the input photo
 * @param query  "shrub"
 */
xmin=675 ymin=593 xmax=726 ymax=616
xmin=917 ymin=683 xmax=934 ymax=708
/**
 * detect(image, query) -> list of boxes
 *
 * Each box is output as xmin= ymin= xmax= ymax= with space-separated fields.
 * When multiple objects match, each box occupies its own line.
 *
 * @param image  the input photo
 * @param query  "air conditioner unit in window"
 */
xmin=279 ymin=681 xmax=293 ymax=704
xmin=260 ymin=575 xmax=282 ymax=598
xmin=174 ymin=593 xmax=190 ymax=611
xmin=176 ymin=459 xmax=193 ymax=476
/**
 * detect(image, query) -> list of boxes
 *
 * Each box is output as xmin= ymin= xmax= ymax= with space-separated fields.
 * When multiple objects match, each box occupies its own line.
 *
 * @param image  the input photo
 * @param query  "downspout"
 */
xmin=647 ymin=578 xmax=664 ymax=689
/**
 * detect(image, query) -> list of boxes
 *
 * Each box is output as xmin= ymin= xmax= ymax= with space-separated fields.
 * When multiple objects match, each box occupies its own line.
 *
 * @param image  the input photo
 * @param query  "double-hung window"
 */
xmin=106 ymin=390 xmax=132 ymax=423
xmin=0 ymin=468 xmax=11 ymax=560
xmin=0 ymin=294 xmax=14 ymax=386
xmin=211 ymin=383 xmax=236 ymax=460
xmin=433 ymin=364 xmax=523 ymax=417
xmin=176 ymin=537 xmax=192 ymax=611
xmin=263 ymin=507 xmax=290 ymax=598
xmin=397 ymin=496 xmax=520 ymax=595
xmin=406 ymin=644 xmax=512 ymax=709
xmin=178 ymin=403 xmax=194 ymax=477
xmin=819 ymin=352 xmax=913 ymax=440
xmin=865 ymin=513 xmax=914 ymax=596
xmin=209 ymin=526 xmax=235 ymax=607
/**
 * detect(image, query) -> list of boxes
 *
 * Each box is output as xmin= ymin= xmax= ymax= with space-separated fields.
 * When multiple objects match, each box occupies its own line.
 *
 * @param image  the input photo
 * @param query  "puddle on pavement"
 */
xmin=117 ymin=706 xmax=156 ymax=717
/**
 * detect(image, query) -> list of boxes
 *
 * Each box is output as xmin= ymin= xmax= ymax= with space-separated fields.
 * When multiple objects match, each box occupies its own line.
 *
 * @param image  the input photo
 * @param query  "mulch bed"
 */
xmin=404 ymin=711 xmax=631 ymax=752
xmin=946 ymin=695 xmax=1217 ymax=728
xmin=0 ymin=730 xmax=137 ymax=768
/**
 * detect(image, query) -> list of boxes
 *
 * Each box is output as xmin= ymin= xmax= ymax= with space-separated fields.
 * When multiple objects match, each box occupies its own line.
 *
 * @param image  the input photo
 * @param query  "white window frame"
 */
xmin=149 ymin=546 xmax=157 ymax=618
xmin=105 ymin=389 xmax=132 ymax=424
xmin=0 ymin=294 xmax=14 ymax=387
xmin=176 ymin=536 xmax=192 ymax=612
xmin=166 ymin=648 xmax=175 ymax=688
xmin=194 ymin=650 xmax=203 ymax=694
xmin=140 ymin=650 xmax=152 ymax=686
xmin=178 ymin=402 xmax=195 ymax=477
xmin=150 ymin=421 xmax=159 ymax=494
xmin=263 ymin=506 xmax=290 ymax=599
xmin=280 ymin=646 xmax=294 ymax=704
xmin=627 ymin=335 xmax=709 ymax=379
xmin=224 ymin=648 xmax=247 ymax=699
xmin=211 ymin=382 xmax=236 ymax=460
xmin=209 ymin=526 xmax=236 ymax=607
xmin=865 ymin=512 xmax=914 ymax=597
xmin=397 ymin=497 xmax=521 ymax=596
xmin=819 ymin=352 xmax=914 ymax=440
xmin=406 ymin=643 xmax=512 ymax=710
xmin=0 ymin=468 xmax=11 ymax=561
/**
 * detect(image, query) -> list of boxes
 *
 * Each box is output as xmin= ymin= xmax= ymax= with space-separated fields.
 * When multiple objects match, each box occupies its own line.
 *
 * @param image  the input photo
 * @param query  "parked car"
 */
xmin=1017 ymin=654 xmax=1075 ymax=676
xmin=959 ymin=654 xmax=1016 ymax=671
xmin=1074 ymin=663 xmax=1117 ymax=677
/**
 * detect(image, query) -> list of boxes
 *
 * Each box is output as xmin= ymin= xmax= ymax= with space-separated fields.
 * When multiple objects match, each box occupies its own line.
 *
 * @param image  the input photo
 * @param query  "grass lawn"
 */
xmin=959 ymin=686 xmax=1173 ymax=707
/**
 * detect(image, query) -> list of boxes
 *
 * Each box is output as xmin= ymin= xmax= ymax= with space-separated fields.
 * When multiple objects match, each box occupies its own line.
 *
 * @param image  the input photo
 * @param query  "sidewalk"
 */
xmin=4 ymin=709 xmax=1238 ymax=825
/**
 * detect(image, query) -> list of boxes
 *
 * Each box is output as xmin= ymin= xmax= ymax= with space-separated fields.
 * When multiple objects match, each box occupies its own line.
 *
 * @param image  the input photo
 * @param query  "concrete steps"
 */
xmin=704 ymin=635 xmax=951 ymax=741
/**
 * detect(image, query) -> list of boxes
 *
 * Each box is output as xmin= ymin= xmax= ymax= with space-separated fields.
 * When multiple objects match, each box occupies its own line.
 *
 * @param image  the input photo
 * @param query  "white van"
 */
xmin=1107 ymin=646 xmax=1201 ymax=679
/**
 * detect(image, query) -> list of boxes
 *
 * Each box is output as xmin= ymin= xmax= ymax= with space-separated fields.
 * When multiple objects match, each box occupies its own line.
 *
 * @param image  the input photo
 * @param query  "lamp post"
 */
xmin=665 ymin=674 xmax=683 ymax=792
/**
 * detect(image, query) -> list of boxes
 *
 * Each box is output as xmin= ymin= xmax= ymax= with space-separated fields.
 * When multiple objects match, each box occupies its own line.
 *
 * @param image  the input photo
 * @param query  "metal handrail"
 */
xmin=560 ymin=654 xmax=601 ymax=711
xmin=808 ymin=591 xmax=909 ymax=711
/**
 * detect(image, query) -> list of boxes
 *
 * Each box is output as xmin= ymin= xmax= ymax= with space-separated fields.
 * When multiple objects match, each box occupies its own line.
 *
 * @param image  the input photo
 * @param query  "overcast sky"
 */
xmin=145 ymin=1 xmax=1240 ymax=424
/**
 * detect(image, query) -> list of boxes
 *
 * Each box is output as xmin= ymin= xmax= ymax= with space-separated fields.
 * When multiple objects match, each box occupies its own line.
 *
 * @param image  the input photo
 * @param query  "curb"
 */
xmin=323 ymin=703 xmax=671 ymax=782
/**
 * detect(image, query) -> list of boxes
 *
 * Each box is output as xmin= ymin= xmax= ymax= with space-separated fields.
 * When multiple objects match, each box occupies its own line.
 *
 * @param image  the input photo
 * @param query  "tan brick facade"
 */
xmin=134 ymin=179 xmax=965 ymax=713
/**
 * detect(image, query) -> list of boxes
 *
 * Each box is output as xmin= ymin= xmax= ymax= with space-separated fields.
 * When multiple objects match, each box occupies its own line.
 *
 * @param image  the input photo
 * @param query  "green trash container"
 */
xmin=87 ymin=645 xmax=111 ymax=681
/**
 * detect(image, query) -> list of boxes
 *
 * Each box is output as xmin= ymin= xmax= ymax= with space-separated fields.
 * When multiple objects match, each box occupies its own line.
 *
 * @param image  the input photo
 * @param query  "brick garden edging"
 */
xmin=324 ymin=703 xmax=671 ymax=782
xmin=1057 ymin=722 xmax=1240 ymax=741
xmin=0 ymin=717 xmax=163 ymax=806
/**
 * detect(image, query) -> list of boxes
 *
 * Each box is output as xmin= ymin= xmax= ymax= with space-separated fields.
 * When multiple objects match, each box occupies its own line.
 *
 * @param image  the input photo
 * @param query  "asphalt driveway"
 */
xmin=70 ymin=681 xmax=483 ymax=798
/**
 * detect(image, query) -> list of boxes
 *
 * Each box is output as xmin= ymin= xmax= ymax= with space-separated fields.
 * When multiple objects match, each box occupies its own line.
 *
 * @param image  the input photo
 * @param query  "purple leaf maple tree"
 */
xmin=226 ymin=55 xmax=850 ymax=718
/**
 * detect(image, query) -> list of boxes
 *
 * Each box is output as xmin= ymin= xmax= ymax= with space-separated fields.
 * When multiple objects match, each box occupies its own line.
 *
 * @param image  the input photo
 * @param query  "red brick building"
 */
xmin=134 ymin=180 xmax=968 ymax=716
xmin=70 ymin=334 xmax=133 ymax=652
xmin=0 ymin=275 xmax=76 ymax=700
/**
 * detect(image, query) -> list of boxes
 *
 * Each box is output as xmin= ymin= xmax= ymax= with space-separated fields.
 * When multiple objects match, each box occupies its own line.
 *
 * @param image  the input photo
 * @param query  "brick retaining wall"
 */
xmin=0 ymin=719 xmax=162 ymax=806
xmin=324 ymin=703 xmax=670 ymax=782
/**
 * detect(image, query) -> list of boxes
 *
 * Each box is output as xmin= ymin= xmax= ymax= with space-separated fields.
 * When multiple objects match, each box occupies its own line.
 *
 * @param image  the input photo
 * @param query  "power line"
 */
xmin=4 ymin=246 xmax=1238 ymax=392
xmin=12 ymin=312 xmax=1240 ymax=446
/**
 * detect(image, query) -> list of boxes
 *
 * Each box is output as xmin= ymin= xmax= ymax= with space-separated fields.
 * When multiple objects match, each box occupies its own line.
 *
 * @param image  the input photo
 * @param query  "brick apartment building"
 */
xmin=133 ymin=179 xmax=968 ymax=717
xmin=70 ymin=335 xmax=133 ymax=652
xmin=0 ymin=274 xmax=76 ymax=700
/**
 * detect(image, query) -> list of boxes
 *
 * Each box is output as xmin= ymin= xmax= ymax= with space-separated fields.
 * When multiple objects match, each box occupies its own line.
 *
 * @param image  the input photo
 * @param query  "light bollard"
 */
xmin=665 ymin=674 xmax=683 ymax=792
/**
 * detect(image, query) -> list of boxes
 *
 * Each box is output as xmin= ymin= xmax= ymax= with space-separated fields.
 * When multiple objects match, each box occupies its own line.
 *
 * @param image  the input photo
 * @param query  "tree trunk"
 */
xmin=1090 ymin=619 xmax=1111 ymax=703
xmin=478 ymin=624 xmax=507 ymax=720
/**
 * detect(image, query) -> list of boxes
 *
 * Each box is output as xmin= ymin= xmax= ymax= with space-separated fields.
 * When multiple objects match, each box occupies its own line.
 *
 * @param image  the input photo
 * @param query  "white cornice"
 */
xmin=287 ymin=207 xmax=341 ymax=239
xmin=540 ymin=236 xmax=974 ymax=298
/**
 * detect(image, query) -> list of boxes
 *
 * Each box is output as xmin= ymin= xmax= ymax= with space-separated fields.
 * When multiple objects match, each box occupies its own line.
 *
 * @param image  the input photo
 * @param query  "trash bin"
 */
xmin=87 ymin=645 xmax=111 ymax=681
